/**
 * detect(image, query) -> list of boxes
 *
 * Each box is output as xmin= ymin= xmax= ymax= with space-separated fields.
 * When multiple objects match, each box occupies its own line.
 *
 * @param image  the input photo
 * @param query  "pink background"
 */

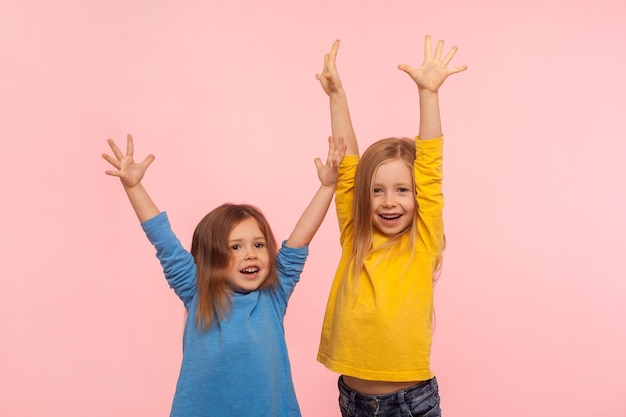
xmin=1 ymin=0 xmax=625 ymax=416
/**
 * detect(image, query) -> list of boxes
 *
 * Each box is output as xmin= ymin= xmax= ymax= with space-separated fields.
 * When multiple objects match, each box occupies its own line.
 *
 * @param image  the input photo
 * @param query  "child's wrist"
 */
xmin=418 ymin=89 xmax=439 ymax=98
xmin=329 ymin=89 xmax=347 ymax=99
xmin=123 ymin=182 xmax=142 ymax=191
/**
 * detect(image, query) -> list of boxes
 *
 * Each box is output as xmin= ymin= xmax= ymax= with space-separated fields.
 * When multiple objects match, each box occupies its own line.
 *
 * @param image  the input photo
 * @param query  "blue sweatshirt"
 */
xmin=142 ymin=212 xmax=307 ymax=417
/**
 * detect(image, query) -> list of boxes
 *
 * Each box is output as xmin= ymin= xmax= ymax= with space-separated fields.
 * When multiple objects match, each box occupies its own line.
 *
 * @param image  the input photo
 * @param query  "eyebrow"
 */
xmin=372 ymin=182 xmax=412 ymax=187
xmin=228 ymin=236 xmax=267 ymax=243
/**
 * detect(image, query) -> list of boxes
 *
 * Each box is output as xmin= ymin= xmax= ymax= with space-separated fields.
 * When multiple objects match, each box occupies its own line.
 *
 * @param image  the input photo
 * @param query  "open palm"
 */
xmin=398 ymin=35 xmax=467 ymax=93
xmin=102 ymin=134 xmax=155 ymax=188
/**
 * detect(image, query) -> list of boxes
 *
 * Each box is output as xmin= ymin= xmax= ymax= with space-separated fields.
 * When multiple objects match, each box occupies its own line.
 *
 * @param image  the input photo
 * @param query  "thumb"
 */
xmin=140 ymin=154 xmax=156 ymax=169
xmin=314 ymin=158 xmax=323 ymax=170
xmin=397 ymin=63 xmax=414 ymax=74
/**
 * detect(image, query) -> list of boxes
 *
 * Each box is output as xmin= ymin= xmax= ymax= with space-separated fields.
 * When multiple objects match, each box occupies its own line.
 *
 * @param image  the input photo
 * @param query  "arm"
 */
xmin=102 ymin=134 xmax=160 ymax=222
xmin=285 ymin=136 xmax=346 ymax=248
xmin=104 ymin=135 xmax=197 ymax=304
xmin=398 ymin=35 xmax=467 ymax=139
xmin=316 ymin=40 xmax=358 ymax=155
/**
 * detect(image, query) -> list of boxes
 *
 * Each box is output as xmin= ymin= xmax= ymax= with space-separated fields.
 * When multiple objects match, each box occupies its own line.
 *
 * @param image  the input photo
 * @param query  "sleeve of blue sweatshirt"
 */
xmin=141 ymin=212 xmax=197 ymax=309
xmin=273 ymin=242 xmax=309 ymax=312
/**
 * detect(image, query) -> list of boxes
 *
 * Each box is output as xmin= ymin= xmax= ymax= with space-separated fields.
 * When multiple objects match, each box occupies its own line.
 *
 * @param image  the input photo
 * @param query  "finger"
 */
xmin=314 ymin=157 xmax=323 ymax=171
xmin=325 ymin=136 xmax=335 ymax=159
xmin=442 ymin=46 xmax=458 ymax=66
xmin=104 ymin=169 xmax=121 ymax=177
xmin=316 ymin=55 xmax=329 ymax=82
xmin=126 ymin=133 xmax=134 ymax=157
xmin=107 ymin=138 xmax=125 ymax=161
xmin=397 ymin=63 xmax=415 ymax=74
xmin=328 ymin=39 xmax=339 ymax=69
xmin=328 ymin=155 xmax=337 ymax=167
xmin=332 ymin=137 xmax=345 ymax=157
xmin=139 ymin=154 xmax=156 ymax=169
xmin=434 ymin=39 xmax=444 ymax=60
xmin=102 ymin=152 xmax=121 ymax=169
xmin=424 ymin=35 xmax=432 ymax=60
xmin=336 ymin=137 xmax=347 ymax=157
xmin=323 ymin=53 xmax=330 ymax=72
xmin=448 ymin=64 xmax=468 ymax=75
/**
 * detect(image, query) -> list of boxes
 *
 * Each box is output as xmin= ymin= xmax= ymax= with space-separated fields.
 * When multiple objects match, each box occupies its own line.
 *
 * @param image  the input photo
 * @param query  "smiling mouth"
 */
xmin=240 ymin=267 xmax=259 ymax=275
xmin=379 ymin=214 xmax=402 ymax=220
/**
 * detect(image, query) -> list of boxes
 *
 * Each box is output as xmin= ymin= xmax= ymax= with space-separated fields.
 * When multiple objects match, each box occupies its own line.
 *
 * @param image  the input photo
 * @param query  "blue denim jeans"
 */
xmin=338 ymin=376 xmax=441 ymax=417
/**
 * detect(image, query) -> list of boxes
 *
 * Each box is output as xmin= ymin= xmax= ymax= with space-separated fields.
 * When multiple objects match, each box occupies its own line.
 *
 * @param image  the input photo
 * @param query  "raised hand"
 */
xmin=102 ymin=134 xmax=155 ymax=188
xmin=398 ymin=35 xmax=467 ymax=93
xmin=286 ymin=135 xmax=346 ymax=248
xmin=315 ymin=136 xmax=346 ymax=187
xmin=316 ymin=40 xmax=345 ymax=96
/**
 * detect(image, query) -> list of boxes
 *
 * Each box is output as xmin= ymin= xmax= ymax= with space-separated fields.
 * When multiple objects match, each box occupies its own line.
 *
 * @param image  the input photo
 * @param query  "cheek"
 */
xmin=405 ymin=199 xmax=416 ymax=213
xmin=227 ymin=254 xmax=237 ymax=268
xmin=369 ymin=197 xmax=378 ymax=211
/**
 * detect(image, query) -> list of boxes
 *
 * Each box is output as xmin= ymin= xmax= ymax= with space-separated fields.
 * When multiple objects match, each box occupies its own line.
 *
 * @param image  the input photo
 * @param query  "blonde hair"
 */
xmin=191 ymin=204 xmax=278 ymax=331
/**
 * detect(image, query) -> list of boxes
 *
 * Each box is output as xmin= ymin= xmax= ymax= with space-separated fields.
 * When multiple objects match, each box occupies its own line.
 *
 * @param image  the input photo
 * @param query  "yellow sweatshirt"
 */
xmin=317 ymin=136 xmax=445 ymax=381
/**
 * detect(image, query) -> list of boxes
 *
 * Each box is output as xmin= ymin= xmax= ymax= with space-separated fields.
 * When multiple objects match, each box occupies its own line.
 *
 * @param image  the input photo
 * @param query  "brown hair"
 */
xmin=191 ymin=203 xmax=278 ymax=331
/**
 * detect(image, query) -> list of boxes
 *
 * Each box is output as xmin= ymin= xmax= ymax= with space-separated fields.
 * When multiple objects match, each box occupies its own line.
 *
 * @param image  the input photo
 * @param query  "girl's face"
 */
xmin=226 ymin=217 xmax=270 ymax=293
xmin=370 ymin=159 xmax=415 ymax=236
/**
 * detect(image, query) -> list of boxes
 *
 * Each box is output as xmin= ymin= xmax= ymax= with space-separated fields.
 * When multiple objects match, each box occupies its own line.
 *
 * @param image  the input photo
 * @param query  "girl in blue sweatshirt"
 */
xmin=103 ymin=134 xmax=345 ymax=417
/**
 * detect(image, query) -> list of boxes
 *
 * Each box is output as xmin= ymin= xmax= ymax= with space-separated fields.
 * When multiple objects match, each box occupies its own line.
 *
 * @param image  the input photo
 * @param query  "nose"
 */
xmin=382 ymin=195 xmax=396 ymax=208
xmin=244 ymin=248 xmax=257 ymax=260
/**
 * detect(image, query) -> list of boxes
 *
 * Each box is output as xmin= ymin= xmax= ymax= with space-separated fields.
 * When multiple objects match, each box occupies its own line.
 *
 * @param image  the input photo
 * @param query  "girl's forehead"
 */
xmin=229 ymin=217 xmax=264 ymax=240
xmin=374 ymin=159 xmax=412 ymax=180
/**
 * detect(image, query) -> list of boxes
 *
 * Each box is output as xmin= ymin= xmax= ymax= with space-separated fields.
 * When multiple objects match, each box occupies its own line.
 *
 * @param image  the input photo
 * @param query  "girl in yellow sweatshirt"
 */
xmin=315 ymin=35 xmax=467 ymax=417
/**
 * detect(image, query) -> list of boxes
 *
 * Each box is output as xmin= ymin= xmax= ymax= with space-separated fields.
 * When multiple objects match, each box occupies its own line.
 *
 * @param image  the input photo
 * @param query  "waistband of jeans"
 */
xmin=338 ymin=375 xmax=437 ymax=403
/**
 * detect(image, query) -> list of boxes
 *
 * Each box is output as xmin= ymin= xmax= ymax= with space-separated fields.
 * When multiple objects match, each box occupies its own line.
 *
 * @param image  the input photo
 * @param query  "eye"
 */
xmin=254 ymin=242 xmax=266 ymax=249
xmin=230 ymin=244 xmax=242 ymax=250
xmin=398 ymin=187 xmax=410 ymax=193
xmin=372 ymin=187 xmax=383 ymax=194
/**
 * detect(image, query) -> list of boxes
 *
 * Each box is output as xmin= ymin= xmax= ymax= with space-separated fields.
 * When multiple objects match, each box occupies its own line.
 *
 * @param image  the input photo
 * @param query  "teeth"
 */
xmin=381 ymin=214 xmax=401 ymax=220
xmin=241 ymin=268 xmax=258 ymax=274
